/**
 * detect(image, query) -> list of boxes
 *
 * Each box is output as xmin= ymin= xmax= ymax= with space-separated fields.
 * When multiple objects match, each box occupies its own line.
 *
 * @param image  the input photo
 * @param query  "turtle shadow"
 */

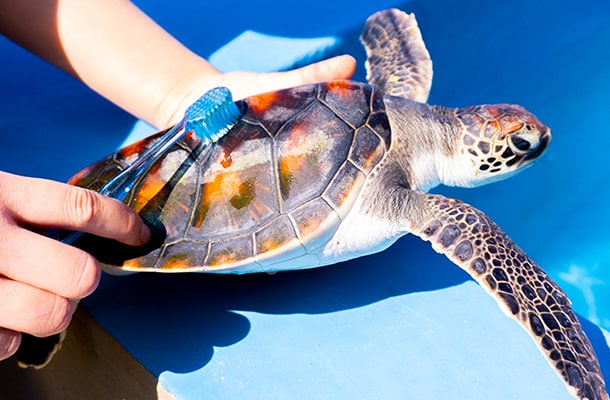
xmin=580 ymin=318 xmax=610 ymax=380
xmin=84 ymin=233 xmax=610 ymax=386
xmin=83 ymin=235 xmax=471 ymax=375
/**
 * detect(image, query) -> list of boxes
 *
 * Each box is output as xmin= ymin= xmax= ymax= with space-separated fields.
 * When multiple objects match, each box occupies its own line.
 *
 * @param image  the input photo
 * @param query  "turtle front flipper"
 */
xmin=360 ymin=9 xmax=432 ymax=103
xmin=407 ymin=191 xmax=608 ymax=400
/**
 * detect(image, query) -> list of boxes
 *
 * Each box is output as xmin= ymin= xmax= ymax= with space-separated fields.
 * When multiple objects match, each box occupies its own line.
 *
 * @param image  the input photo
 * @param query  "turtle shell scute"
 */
xmin=68 ymin=81 xmax=393 ymax=272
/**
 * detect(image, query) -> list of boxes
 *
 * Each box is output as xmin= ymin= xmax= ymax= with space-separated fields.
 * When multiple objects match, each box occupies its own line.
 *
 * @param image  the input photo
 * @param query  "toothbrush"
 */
xmin=57 ymin=86 xmax=242 ymax=245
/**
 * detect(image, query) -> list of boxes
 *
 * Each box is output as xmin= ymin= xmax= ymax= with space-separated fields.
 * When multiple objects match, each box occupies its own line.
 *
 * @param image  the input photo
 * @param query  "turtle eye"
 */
xmin=508 ymin=132 xmax=541 ymax=156
xmin=510 ymin=136 xmax=532 ymax=152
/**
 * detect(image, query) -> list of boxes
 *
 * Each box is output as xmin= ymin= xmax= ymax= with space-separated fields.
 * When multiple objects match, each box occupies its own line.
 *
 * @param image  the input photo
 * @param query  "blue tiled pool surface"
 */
xmin=1 ymin=0 xmax=610 ymax=398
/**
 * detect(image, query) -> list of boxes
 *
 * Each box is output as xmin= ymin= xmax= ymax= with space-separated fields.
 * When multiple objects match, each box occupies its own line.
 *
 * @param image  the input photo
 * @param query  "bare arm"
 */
xmin=0 ymin=0 xmax=355 ymax=128
xmin=0 ymin=0 xmax=355 ymax=362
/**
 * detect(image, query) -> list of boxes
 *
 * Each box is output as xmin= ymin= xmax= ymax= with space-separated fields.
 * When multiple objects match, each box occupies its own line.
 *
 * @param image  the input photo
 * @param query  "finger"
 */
xmin=0 ymin=277 xmax=73 ymax=337
xmin=261 ymin=55 xmax=356 ymax=93
xmin=292 ymin=54 xmax=357 ymax=83
xmin=228 ymin=55 xmax=357 ymax=101
xmin=0 ymin=224 xmax=100 ymax=298
xmin=0 ymin=172 xmax=150 ymax=246
xmin=0 ymin=328 xmax=21 ymax=362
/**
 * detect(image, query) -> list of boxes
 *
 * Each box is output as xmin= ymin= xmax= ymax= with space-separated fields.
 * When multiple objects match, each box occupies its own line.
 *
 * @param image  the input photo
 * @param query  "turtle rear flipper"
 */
xmin=361 ymin=9 xmax=433 ymax=103
xmin=16 ymin=332 xmax=65 ymax=369
xmin=406 ymin=190 xmax=608 ymax=400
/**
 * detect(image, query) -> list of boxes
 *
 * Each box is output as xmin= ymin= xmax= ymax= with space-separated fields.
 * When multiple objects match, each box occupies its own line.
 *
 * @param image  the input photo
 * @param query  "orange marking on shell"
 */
xmin=133 ymin=174 xmax=166 ymax=212
xmin=117 ymin=139 xmax=147 ymax=159
xmin=220 ymin=150 xmax=232 ymax=168
xmin=523 ymin=114 xmax=546 ymax=132
xmin=483 ymin=105 xmax=502 ymax=118
xmin=248 ymin=183 xmax=274 ymax=220
xmin=321 ymin=120 xmax=345 ymax=137
xmin=279 ymin=154 xmax=308 ymax=191
xmin=326 ymin=80 xmax=356 ymax=100
xmin=122 ymin=260 xmax=145 ymax=270
xmin=208 ymin=251 xmax=237 ymax=267
xmin=326 ymin=79 xmax=352 ymax=91
xmin=337 ymin=178 xmax=358 ymax=204
xmin=297 ymin=214 xmax=320 ymax=237
xmin=195 ymin=171 xmax=256 ymax=227
xmin=162 ymin=254 xmax=192 ymax=270
xmin=246 ymin=197 xmax=266 ymax=218
xmin=247 ymin=207 xmax=259 ymax=222
xmin=178 ymin=202 xmax=190 ymax=214
xmin=286 ymin=119 xmax=305 ymax=136
xmin=67 ymin=167 xmax=91 ymax=185
xmin=363 ymin=146 xmax=383 ymax=171
xmin=248 ymin=91 xmax=278 ymax=114
xmin=226 ymin=210 xmax=240 ymax=231
xmin=203 ymin=172 xmax=240 ymax=203
xmin=500 ymin=114 xmax=523 ymax=133
xmin=258 ymin=234 xmax=287 ymax=253
xmin=148 ymin=159 xmax=164 ymax=177
xmin=230 ymin=178 xmax=256 ymax=210
xmin=280 ymin=154 xmax=307 ymax=173
xmin=484 ymin=120 xmax=501 ymax=138
xmin=192 ymin=195 xmax=209 ymax=229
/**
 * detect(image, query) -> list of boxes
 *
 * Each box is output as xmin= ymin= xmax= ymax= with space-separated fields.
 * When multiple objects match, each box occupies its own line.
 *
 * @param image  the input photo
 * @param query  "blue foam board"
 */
xmin=1 ymin=0 xmax=609 ymax=398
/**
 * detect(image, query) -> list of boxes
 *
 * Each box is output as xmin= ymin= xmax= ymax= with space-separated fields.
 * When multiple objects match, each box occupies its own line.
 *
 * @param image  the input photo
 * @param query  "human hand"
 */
xmin=0 ymin=171 xmax=151 ymax=361
xmin=209 ymin=54 xmax=357 ymax=102
xmin=159 ymin=55 xmax=357 ymax=127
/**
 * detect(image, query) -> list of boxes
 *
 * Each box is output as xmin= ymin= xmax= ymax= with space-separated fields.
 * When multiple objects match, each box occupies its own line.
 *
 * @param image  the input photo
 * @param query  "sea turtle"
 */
xmin=20 ymin=8 xmax=607 ymax=399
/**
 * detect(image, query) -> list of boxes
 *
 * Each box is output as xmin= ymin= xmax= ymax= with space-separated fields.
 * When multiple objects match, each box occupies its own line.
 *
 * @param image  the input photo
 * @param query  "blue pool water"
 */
xmin=411 ymin=1 xmax=610 ymax=330
xmin=1 ymin=0 xmax=610 ymax=397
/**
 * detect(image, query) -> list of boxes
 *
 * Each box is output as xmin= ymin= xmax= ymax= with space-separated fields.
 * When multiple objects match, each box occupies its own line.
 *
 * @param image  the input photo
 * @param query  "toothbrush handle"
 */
xmin=49 ymin=87 xmax=242 ymax=251
xmin=103 ymin=121 xmax=187 ymax=198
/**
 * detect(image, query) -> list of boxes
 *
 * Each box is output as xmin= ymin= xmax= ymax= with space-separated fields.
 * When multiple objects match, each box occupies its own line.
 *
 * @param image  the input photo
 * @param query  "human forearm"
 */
xmin=0 ymin=0 xmax=220 ymax=128
xmin=1 ymin=0 xmax=356 ymax=129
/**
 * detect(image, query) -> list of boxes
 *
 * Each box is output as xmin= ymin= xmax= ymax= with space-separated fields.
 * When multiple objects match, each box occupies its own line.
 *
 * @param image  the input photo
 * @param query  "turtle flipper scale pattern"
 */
xmin=361 ymin=9 xmax=432 ymax=102
xmin=408 ymin=191 xmax=608 ymax=400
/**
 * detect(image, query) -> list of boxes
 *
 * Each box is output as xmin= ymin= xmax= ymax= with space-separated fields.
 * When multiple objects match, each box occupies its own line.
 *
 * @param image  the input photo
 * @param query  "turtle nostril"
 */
xmin=510 ymin=136 xmax=532 ymax=152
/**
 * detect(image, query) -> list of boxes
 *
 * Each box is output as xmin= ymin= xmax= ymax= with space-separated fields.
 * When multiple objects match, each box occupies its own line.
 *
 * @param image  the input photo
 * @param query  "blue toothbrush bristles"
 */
xmin=184 ymin=87 xmax=242 ymax=143
xmin=51 ymin=87 xmax=242 ymax=246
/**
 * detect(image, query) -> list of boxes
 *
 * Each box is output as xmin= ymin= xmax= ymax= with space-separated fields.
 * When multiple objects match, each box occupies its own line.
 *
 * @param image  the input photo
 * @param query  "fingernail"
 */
xmin=139 ymin=222 xmax=152 ymax=245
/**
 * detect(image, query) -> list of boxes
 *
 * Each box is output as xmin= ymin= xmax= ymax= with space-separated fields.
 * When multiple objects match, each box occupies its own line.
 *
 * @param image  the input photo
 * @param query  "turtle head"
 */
xmin=444 ymin=103 xmax=551 ymax=187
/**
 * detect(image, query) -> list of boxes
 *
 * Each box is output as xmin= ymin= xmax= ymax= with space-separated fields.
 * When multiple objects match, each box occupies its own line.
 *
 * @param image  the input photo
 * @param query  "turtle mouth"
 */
xmin=521 ymin=129 xmax=551 ymax=164
xmin=502 ymin=129 xmax=551 ymax=169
